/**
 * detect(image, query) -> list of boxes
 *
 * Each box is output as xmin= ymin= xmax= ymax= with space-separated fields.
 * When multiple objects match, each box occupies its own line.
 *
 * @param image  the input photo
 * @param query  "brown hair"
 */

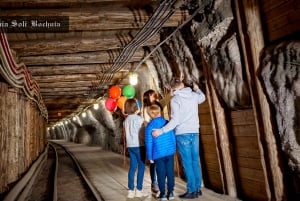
xmin=143 ymin=89 xmax=156 ymax=106
xmin=124 ymin=98 xmax=139 ymax=115
xmin=147 ymin=104 xmax=161 ymax=118
xmin=170 ymin=77 xmax=183 ymax=90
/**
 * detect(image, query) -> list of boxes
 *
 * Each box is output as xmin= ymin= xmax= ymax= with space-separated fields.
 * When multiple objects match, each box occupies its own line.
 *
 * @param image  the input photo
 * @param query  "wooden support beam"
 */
xmin=42 ymin=91 xmax=91 ymax=97
xmin=202 ymin=53 xmax=237 ymax=197
xmin=44 ymin=96 xmax=91 ymax=103
xmin=33 ymin=72 xmax=127 ymax=83
xmin=46 ymin=102 xmax=95 ymax=110
xmin=261 ymin=0 xmax=300 ymax=42
xmin=19 ymin=48 xmax=147 ymax=65
xmin=234 ymin=0 xmax=284 ymax=200
xmin=48 ymin=109 xmax=80 ymax=116
xmin=37 ymin=78 xmax=128 ymax=89
xmin=9 ymin=33 xmax=160 ymax=56
xmin=37 ymin=80 xmax=96 ymax=88
xmin=35 ymin=74 xmax=99 ymax=83
xmin=28 ymin=63 xmax=133 ymax=76
xmin=0 ymin=0 xmax=159 ymax=9
xmin=0 ymin=7 xmax=187 ymax=31
xmin=7 ymin=30 xmax=137 ymax=42
xmin=40 ymin=87 xmax=91 ymax=93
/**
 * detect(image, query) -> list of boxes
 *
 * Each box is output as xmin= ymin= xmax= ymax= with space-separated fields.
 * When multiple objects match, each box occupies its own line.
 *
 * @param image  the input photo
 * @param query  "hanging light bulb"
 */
xmin=81 ymin=112 xmax=86 ymax=118
xmin=93 ymin=103 xmax=99 ymax=110
xmin=129 ymin=72 xmax=138 ymax=85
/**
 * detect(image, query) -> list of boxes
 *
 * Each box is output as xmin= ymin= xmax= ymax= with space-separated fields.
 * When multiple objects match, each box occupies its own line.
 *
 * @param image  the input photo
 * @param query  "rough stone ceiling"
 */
xmin=0 ymin=0 xmax=188 ymax=125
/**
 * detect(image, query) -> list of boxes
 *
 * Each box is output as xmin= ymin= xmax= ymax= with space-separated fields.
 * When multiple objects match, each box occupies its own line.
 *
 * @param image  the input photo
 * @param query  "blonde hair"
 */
xmin=147 ymin=104 xmax=161 ymax=118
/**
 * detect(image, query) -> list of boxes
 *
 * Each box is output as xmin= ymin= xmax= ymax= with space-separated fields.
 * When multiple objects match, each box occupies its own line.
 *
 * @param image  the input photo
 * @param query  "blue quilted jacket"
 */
xmin=145 ymin=116 xmax=176 ymax=160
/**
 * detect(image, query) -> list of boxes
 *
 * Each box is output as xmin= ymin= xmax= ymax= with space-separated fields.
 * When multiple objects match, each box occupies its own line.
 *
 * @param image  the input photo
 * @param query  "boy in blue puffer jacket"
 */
xmin=145 ymin=104 xmax=176 ymax=201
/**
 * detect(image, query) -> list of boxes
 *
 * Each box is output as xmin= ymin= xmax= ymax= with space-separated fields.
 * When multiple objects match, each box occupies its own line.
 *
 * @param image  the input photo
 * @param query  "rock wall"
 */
xmin=260 ymin=40 xmax=300 ymax=192
xmin=191 ymin=0 xmax=251 ymax=109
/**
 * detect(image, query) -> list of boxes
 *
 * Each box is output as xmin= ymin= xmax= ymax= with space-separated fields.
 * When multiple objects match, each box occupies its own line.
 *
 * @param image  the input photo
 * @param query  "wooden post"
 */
xmin=0 ymin=82 xmax=8 ymax=192
xmin=7 ymin=87 xmax=19 ymax=184
xmin=201 ymin=53 xmax=237 ymax=197
xmin=233 ymin=0 xmax=284 ymax=200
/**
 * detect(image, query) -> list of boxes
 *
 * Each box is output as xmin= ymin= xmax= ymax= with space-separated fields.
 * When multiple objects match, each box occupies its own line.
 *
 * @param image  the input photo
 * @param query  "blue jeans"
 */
xmin=127 ymin=146 xmax=146 ymax=190
xmin=150 ymin=163 xmax=157 ymax=184
xmin=155 ymin=155 xmax=175 ymax=194
xmin=176 ymin=134 xmax=202 ymax=193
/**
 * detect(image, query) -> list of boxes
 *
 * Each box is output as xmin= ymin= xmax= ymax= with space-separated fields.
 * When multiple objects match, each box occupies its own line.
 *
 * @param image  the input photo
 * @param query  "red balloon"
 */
xmin=117 ymin=96 xmax=127 ymax=110
xmin=105 ymin=98 xmax=117 ymax=112
xmin=108 ymin=85 xmax=121 ymax=99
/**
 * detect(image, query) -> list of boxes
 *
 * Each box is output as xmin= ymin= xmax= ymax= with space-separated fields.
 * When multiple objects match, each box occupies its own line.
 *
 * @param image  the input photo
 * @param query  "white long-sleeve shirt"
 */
xmin=123 ymin=114 xmax=145 ymax=147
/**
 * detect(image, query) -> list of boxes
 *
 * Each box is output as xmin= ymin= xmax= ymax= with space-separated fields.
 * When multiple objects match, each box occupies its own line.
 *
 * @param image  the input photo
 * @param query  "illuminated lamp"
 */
xmin=93 ymin=103 xmax=99 ymax=110
xmin=129 ymin=72 xmax=138 ymax=85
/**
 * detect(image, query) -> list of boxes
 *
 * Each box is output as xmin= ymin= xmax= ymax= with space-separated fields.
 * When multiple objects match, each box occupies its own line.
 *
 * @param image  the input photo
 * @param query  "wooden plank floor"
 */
xmin=52 ymin=140 xmax=242 ymax=201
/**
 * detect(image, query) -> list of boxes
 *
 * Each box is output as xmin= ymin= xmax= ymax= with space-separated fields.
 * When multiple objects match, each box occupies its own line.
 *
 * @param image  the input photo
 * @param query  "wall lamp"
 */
xmin=129 ymin=72 xmax=138 ymax=85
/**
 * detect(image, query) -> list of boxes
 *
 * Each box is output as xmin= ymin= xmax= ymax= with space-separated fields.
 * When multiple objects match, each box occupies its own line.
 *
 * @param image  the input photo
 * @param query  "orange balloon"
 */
xmin=108 ymin=85 xmax=121 ymax=99
xmin=117 ymin=96 xmax=127 ymax=110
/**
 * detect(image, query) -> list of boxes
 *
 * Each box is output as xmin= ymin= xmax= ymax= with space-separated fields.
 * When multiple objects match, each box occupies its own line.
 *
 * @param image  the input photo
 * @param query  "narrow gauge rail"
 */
xmin=3 ymin=142 xmax=103 ymax=201
xmin=48 ymin=142 xmax=101 ymax=201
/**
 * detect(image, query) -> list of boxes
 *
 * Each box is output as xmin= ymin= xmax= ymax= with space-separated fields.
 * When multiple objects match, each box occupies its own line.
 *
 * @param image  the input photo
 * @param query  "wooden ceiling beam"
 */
xmin=37 ymin=80 xmax=96 ymax=88
xmin=35 ymin=74 xmax=100 ymax=83
xmin=33 ymin=72 xmax=127 ymax=83
xmin=46 ymin=100 xmax=95 ymax=107
xmin=48 ymin=112 xmax=81 ymax=119
xmin=9 ymin=33 xmax=160 ymax=56
xmin=0 ymin=0 xmax=158 ymax=9
xmin=44 ymin=97 xmax=95 ymax=104
xmin=27 ymin=63 xmax=133 ymax=76
xmin=41 ymin=91 xmax=91 ymax=96
xmin=40 ymin=87 xmax=91 ymax=93
xmin=0 ymin=7 xmax=186 ymax=31
xmin=0 ymin=1 xmax=184 ymax=125
xmin=46 ymin=103 xmax=86 ymax=110
xmin=7 ymin=30 xmax=141 ymax=42
xmin=20 ymin=48 xmax=147 ymax=65
xmin=37 ymin=78 xmax=128 ymax=88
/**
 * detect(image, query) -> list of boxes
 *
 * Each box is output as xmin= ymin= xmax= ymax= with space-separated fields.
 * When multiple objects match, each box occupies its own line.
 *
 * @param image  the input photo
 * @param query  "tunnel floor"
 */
xmin=48 ymin=140 xmax=241 ymax=201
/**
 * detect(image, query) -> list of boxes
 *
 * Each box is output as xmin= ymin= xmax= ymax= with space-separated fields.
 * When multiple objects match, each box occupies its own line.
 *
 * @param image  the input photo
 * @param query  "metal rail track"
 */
xmin=3 ymin=142 xmax=104 ymax=201
xmin=49 ymin=142 xmax=103 ymax=201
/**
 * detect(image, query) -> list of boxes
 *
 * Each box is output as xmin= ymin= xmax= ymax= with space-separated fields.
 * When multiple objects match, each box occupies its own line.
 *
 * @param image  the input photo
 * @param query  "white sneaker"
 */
xmin=151 ymin=182 xmax=159 ymax=192
xmin=135 ymin=189 xmax=148 ymax=197
xmin=156 ymin=191 xmax=160 ymax=198
xmin=127 ymin=190 xmax=135 ymax=198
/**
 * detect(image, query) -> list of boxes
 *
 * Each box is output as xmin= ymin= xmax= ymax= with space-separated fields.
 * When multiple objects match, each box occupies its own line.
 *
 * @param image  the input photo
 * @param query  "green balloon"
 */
xmin=122 ymin=85 xmax=135 ymax=98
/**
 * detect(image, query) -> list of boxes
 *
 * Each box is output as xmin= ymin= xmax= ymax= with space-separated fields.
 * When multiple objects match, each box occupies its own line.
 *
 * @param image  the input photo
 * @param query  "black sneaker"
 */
xmin=178 ymin=191 xmax=198 ymax=199
xmin=167 ymin=191 xmax=175 ymax=200
xmin=198 ymin=189 xmax=202 ymax=196
xmin=158 ymin=193 xmax=167 ymax=201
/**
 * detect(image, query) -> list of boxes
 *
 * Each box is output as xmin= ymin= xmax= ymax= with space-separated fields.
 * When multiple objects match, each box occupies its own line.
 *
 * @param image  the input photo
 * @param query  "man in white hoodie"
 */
xmin=152 ymin=77 xmax=206 ymax=199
